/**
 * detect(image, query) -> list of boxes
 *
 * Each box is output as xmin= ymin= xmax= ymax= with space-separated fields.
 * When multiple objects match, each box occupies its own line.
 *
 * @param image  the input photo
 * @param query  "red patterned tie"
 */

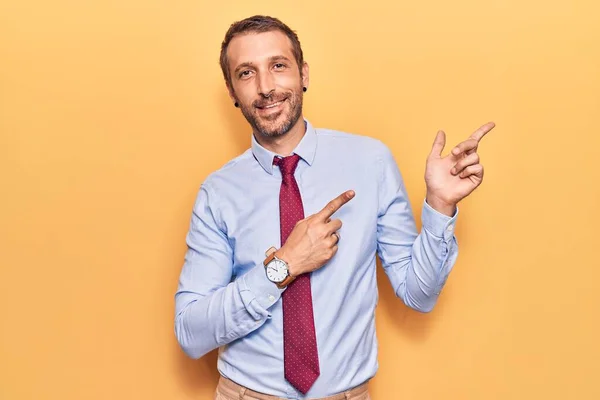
xmin=274 ymin=154 xmax=320 ymax=394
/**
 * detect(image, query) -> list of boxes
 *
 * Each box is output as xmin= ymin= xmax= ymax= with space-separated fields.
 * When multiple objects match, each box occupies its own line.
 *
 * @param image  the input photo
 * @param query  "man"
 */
xmin=175 ymin=15 xmax=494 ymax=400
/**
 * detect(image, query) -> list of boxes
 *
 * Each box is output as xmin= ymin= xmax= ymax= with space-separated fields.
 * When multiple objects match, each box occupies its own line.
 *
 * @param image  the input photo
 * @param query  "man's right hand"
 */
xmin=276 ymin=190 xmax=355 ymax=277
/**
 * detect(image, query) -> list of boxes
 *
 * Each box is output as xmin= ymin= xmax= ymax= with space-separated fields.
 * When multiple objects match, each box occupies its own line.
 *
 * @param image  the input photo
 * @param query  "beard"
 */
xmin=237 ymin=85 xmax=303 ymax=138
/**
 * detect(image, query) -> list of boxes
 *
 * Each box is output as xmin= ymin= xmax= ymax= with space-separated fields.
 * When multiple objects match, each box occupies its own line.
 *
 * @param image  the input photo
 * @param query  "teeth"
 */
xmin=265 ymin=101 xmax=283 ymax=109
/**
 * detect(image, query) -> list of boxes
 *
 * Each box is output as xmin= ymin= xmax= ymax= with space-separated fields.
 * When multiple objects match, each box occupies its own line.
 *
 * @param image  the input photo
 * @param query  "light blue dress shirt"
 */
xmin=175 ymin=119 xmax=459 ymax=399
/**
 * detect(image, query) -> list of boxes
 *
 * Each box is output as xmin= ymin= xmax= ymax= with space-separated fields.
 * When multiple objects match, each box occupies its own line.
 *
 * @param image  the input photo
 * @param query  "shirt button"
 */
xmin=268 ymin=294 xmax=275 ymax=302
xmin=446 ymin=225 xmax=454 ymax=232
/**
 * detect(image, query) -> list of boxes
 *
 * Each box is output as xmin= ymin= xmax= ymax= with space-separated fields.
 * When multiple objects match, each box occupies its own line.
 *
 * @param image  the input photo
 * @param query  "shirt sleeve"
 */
xmin=376 ymin=143 xmax=459 ymax=313
xmin=174 ymin=182 xmax=285 ymax=359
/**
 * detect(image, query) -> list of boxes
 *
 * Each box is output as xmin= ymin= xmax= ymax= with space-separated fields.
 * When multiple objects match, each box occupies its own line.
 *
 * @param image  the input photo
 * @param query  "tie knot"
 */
xmin=274 ymin=154 xmax=301 ymax=176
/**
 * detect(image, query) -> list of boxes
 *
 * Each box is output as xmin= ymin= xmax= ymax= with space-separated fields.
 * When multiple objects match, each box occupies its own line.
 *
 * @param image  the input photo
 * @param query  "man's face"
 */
xmin=226 ymin=30 xmax=309 ymax=138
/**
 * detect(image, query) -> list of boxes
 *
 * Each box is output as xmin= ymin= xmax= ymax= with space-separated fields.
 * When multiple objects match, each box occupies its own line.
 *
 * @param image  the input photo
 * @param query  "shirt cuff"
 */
xmin=421 ymin=198 xmax=459 ymax=242
xmin=239 ymin=264 xmax=285 ymax=314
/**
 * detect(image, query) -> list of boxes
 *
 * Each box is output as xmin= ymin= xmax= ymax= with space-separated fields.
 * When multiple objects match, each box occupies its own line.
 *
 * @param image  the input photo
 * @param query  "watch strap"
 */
xmin=276 ymin=274 xmax=295 ymax=289
xmin=263 ymin=251 xmax=276 ymax=267
xmin=265 ymin=246 xmax=277 ymax=257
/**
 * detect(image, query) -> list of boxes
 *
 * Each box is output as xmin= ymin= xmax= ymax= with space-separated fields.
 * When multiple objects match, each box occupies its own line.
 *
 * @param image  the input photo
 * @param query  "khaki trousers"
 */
xmin=214 ymin=376 xmax=371 ymax=400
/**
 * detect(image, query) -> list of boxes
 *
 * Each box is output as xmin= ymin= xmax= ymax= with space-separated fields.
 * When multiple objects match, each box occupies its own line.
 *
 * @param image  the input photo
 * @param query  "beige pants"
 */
xmin=215 ymin=376 xmax=371 ymax=400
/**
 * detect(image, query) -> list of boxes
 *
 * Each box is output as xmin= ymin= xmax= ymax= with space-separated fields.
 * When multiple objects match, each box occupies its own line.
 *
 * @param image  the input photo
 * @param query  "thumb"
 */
xmin=429 ymin=130 xmax=446 ymax=158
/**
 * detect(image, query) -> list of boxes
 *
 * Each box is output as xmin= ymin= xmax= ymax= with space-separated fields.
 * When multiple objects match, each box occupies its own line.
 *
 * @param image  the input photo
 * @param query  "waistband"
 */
xmin=217 ymin=376 xmax=369 ymax=400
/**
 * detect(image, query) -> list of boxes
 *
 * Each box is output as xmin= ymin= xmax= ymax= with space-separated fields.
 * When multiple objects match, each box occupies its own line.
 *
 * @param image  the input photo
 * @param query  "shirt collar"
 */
xmin=251 ymin=118 xmax=317 ymax=175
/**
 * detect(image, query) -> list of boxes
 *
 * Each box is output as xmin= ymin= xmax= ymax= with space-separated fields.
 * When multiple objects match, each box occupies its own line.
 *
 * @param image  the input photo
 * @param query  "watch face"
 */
xmin=266 ymin=259 xmax=288 ymax=283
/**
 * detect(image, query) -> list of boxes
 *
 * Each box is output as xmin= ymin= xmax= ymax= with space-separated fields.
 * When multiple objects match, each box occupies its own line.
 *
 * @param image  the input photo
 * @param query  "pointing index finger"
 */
xmin=470 ymin=121 xmax=496 ymax=142
xmin=317 ymin=190 xmax=355 ymax=221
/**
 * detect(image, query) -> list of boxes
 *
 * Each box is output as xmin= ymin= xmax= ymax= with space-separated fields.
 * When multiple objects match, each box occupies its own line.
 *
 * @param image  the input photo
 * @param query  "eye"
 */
xmin=273 ymin=63 xmax=286 ymax=70
xmin=239 ymin=70 xmax=253 ymax=79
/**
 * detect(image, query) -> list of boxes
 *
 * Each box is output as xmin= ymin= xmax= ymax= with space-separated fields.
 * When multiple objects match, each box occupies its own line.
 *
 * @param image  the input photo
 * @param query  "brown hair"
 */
xmin=219 ymin=15 xmax=305 ymax=87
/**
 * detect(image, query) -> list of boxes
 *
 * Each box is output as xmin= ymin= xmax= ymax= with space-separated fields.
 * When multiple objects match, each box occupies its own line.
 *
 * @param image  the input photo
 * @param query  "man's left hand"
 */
xmin=424 ymin=122 xmax=495 ymax=216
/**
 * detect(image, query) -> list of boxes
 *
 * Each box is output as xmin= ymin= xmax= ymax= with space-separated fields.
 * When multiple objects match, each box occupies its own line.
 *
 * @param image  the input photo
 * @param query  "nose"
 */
xmin=257 ymin=70 xmax=275 ymax=97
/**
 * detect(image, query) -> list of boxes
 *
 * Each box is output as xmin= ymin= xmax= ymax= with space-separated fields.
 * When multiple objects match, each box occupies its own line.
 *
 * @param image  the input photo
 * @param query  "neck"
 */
xmin=254 ymin=116 xmax=306 ymax=156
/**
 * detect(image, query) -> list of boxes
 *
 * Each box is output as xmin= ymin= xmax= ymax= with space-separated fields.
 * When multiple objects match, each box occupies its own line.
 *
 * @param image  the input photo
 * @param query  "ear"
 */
xmin=301 ymin=61 xmax=309 ymax=91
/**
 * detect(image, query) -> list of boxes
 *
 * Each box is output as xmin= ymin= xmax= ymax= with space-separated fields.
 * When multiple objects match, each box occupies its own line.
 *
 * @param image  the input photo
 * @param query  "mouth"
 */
xmin=264 ymin=100 xmax=284 ymax=109
xmin=255 ymin=98 xmax=287 ymax=113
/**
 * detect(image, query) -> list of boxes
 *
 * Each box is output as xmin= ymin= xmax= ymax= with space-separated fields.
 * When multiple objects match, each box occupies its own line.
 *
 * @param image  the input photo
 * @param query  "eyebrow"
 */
xmin=268 ymin=55 xmax=292 ymax=64
xmin=233 ymin=55 xmax=293 ymax=76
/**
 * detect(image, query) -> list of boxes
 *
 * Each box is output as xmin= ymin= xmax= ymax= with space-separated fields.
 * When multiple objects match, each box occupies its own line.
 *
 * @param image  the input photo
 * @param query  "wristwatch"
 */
xmin=263 ymin=246 xmax=295 ymax=289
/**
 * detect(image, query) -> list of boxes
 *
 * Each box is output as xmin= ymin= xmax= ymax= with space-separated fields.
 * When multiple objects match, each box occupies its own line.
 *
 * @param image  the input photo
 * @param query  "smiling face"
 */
xmin=226 ymin=30 xmax=309 ymax=138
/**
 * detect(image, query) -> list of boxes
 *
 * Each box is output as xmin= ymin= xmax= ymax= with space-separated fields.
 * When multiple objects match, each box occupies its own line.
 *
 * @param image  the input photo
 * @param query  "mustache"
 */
xmin=253 ymin=94 xmax=289 ymax=109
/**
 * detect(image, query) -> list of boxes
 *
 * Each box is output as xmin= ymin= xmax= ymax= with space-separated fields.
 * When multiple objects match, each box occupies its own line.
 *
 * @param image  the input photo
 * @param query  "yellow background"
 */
xmin=1 ymin=0 xmax=599 ymax=399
